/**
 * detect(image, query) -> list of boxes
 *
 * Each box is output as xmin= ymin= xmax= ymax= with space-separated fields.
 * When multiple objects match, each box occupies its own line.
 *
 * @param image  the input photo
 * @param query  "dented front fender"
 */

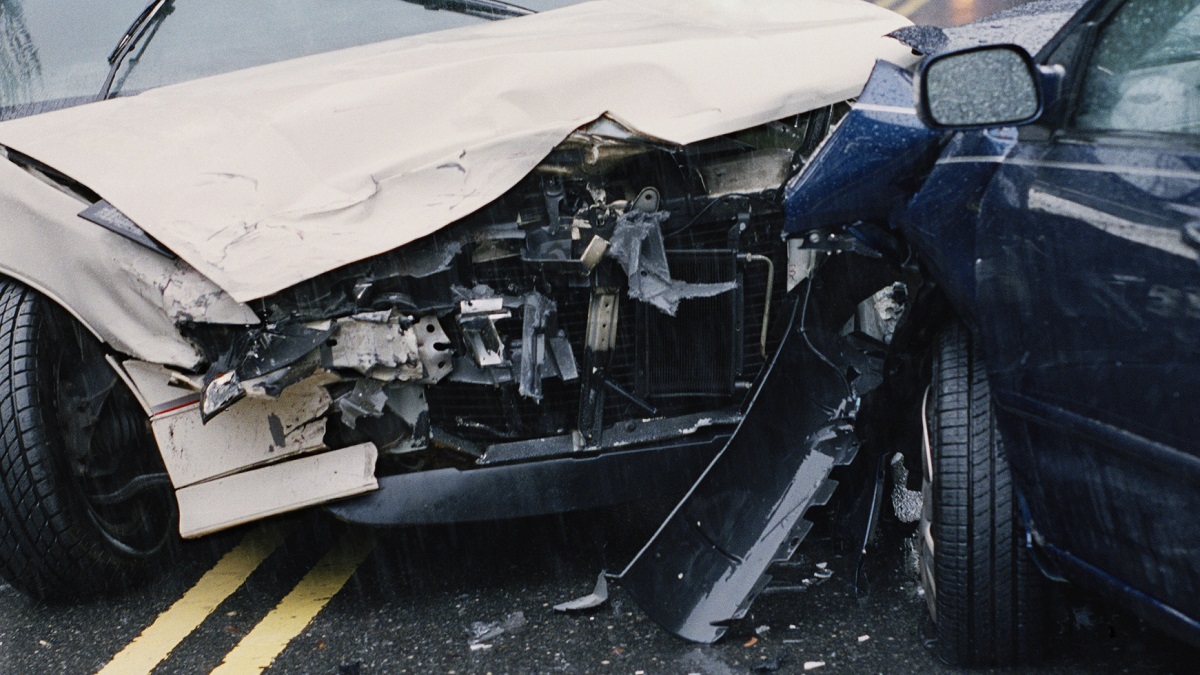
xmin=783 ymin=60 xmax=942 ymax=237
xmin=0 ymin=157 xmax=257 ymax=369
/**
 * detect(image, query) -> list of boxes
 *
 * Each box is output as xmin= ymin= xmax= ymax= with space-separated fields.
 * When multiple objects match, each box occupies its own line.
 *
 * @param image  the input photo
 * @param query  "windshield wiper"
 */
xmin=400 ymin=0 xmax=534 ymax=20
xmin=99 ymin=0 xmax=173 ymax=100
xmin=96 ymin=0 xmax=524 ymax=101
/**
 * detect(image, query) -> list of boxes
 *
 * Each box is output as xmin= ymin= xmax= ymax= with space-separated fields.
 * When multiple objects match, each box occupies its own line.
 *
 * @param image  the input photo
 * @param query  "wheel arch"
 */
xmin=0 ymin=279 xmax=177 ymax=599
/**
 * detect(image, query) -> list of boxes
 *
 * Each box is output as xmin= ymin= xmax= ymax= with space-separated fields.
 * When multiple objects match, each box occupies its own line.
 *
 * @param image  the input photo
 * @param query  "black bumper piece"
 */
xmin=617 ymin=254 xmax=898 ymax=642
xmin=325 ymin=437 xmax=725 ymax=526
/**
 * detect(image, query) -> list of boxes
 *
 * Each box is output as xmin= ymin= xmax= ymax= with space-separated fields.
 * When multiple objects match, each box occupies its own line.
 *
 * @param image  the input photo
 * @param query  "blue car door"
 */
xmin=971 ymin=0 xmax=1200 ymax=619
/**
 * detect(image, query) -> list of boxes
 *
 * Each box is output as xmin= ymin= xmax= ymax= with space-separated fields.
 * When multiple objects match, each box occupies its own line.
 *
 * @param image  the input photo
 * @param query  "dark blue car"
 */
xmin=783 ymin=0 xmax=1200 ymax=664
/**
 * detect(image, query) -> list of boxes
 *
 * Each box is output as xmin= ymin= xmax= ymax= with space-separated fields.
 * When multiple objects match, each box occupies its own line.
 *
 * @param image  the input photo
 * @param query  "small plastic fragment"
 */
xmin=553 ymin=571 xmax=609 ymax=612
xmin=857 ymin=634 xmax=870 ymax=643
xmin=334 ymin=379 xmax=388 ymax=428
xmin=753 ymin=656 xmax=784 ymax=672
xmin=467 ymin=611 xmax=527 ymax=645
xmin=804 ymin=661 xmax=826 ymax=670
xmin=743 ymin=636 xmax=759 ymax=647
xmin=201 ymin=370 xmax=244 ymax=422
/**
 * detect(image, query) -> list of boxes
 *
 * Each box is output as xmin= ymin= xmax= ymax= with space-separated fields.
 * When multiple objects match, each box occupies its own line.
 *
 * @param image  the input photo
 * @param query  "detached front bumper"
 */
xmin=326 ymin=435 xmax=725 ymax=526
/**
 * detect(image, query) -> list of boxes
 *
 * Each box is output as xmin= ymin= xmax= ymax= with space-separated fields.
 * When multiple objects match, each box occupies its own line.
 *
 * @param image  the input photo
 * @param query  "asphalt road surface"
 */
xmin=2 ymin=1 xmax=1198 ymax=674
xmin=0 ymin=507 xmax=1194 ymax=674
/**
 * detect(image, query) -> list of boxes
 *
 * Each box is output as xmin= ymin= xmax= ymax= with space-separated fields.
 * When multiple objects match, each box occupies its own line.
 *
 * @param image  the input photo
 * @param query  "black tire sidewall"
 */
xmin=925 ymin=321 xmax=1047 ymax=666
xmin=0 ymin=281 xmax=170 ymax=599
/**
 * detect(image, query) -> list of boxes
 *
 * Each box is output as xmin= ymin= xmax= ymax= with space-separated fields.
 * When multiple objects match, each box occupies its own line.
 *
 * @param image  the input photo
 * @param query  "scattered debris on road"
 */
xmin=553 ymin=572 xmax=609 ymax=613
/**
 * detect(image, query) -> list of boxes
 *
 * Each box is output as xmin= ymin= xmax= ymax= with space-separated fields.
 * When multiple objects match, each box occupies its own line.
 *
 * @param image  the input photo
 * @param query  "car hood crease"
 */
xmin=0 ymin=0 xmax=911 ymax=302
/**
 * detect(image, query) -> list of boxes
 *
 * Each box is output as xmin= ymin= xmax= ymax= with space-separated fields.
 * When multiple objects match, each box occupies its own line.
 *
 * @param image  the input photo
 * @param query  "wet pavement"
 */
xmin=905 ymin=0 xmax=1031 ymax=26
xmin=0 ymin=507 xmax=1194 ymax=674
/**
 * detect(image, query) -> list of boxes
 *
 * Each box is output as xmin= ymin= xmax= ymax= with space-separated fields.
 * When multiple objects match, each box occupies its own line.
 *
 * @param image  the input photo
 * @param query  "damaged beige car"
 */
xmin=0 ymin=0 xmax=911 ymax=622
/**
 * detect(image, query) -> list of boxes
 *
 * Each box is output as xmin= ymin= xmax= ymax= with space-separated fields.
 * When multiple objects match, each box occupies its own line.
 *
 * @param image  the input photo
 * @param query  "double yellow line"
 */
xmin=98 ymin=525 xmax=374 ymax=675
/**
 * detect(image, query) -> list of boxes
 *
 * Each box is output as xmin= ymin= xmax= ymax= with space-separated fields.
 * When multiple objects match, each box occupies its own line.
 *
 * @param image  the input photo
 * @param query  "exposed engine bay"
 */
xmin=166 ymin=108 xmax=843 ymax=503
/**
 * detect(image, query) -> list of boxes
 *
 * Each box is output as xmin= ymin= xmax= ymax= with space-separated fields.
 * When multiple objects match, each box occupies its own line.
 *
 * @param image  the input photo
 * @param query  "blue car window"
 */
xmin=1075 ymin=0 xmax=1200 ymax=135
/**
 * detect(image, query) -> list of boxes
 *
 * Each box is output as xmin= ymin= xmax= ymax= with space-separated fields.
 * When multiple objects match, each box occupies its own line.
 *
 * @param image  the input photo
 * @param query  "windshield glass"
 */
xmin=1 ymin=0 xmax=586 ymax=120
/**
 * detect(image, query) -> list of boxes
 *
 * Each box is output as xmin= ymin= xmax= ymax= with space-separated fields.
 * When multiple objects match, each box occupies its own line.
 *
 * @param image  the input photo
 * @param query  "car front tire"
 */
xmin=0 ymin=280 xmax=175 ymax=600
xmin=920 ymin=322 xmax=1048 ymax=665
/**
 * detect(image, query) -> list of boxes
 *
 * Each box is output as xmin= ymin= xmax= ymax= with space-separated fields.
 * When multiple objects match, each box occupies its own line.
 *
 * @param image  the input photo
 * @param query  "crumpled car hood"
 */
xmin=0 ymin=0 xmax=910 ymax=302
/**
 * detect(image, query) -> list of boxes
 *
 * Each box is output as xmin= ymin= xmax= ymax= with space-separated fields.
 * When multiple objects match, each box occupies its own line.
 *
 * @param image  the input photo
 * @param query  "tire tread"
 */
xmin=0 ymin=281 xmax=152 ymax=599
xmin=931 ymin=323 xmax=1047 ymax=665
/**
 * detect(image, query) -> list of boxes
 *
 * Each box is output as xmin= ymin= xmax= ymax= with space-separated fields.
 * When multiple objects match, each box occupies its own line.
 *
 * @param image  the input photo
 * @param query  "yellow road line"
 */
xmin=894 ymin=0 xmax=932 ymax=17
xmin=97 ymin=523 xmax=292 ymax=675
xmin=210 ymin=532 xmax=376 ymax=674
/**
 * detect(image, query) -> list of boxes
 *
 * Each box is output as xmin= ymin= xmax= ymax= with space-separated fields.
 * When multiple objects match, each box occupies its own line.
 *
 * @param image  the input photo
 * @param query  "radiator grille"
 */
xmin=427 ymin=214 xmax=787 ymax=443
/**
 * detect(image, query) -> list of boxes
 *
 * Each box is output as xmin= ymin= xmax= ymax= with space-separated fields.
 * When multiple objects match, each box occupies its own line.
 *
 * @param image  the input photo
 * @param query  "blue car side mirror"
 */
xmin=915 ymin=44 xmax=1060 ymax=130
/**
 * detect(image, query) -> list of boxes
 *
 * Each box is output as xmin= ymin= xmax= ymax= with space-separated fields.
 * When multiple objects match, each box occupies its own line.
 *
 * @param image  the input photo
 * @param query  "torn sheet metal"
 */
xmin=606 ymin=210 xmax=737 ymax=316
xmin=0 ymin=0 xmax=912 ymax=302
xmin=383 ymin=383 xmax=430 ymax=455
xmin=130 ymin=366 xmax=335 ymax=488
xmin=330 ymin=312 xmax=424 ymax=380
xmin=202 ymin=370 xmax=246 ymax=420
xmin=458 ymin=297 xmax=511 ymax=367
xmin=448 ymin=290 xmax=578 ymax=398
xmin=176 ymin=442 xmax=378 ymax=538
xmin=202 ymin=312 xmax=450 ymax=421
xmin=200 ymin=323 xmax=334 ymax=420
xmin=414 ymin=316 xmax=453 ymax=383
xmin=518 ymin=292 xmax=556 ymax=400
